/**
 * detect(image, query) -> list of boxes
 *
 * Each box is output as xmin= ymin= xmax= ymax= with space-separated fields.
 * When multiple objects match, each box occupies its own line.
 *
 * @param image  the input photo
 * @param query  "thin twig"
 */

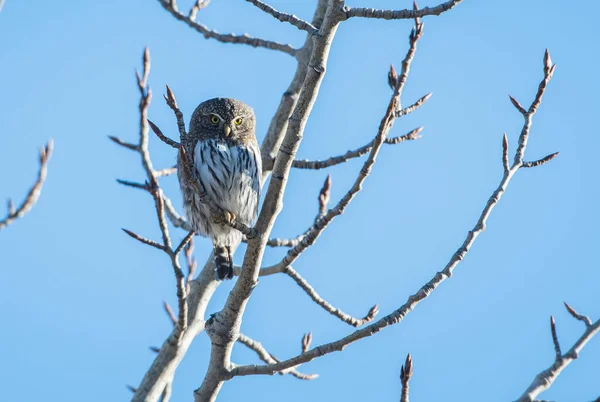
xmin=509 ymin=95 xmax=527 ymax=115
xmin=502 ymin=133 xmax=510 ymax=173
xmin=117 ymin=179 xmax=149 ymax=190
xmin=122 ymin=228 xmax=166 ymax=251
xmin=317 ymin=174 xmax=331 ymax=220
xmin=121 ymin=48 xmax=189 ymax=340
xmin=0 ymin=140 xmax=53 ymax=231
xmin=513 ymin=49 xmax=556 ymax=166
xmin=344 ymin=0 xmax=463 ymax=20
xmin=395 ymin=92 xmax=432 ymax=118
xmin=158 ymin=0 xmax=297 ymax=57
xmin=283 ymin=265 xmax=379 ymax=327
xmin=163 ymin=301 xmax=178 ymax=326
xmin=189 ymin=0 xmax=210 ymax=21
xmin=174 ymin=231 xmax=195 ymax=256
xmin=301 ymin=332 xmax=312 ymax=353
xmin=564 ymin=302 xmax=593 ymax=328
xmin=274 ymin=127 xmax=421 ymax=171
xmin=514 ymin=306 xmax=600 ymax=402
xmin=245 ymin=0 xmax=318 ymax=34
xmin=155 ymin=166 xmax=178 ymax=177
xmin=109 ymin=135 xmax=138 ymax=151
xmin=163 ymin=85 xmax=187 ymax=140
xmin=550 ymin=316 xmax=562 ymax=359
xmin=185 ymin=238 xmax=197 ymax=281
xmin=148 ymin=119 xmax=180 ymax=149
xmin=521 ymin=152 xmax=559 ymax=168
xmin=237 ymin=333 xmax=318 ymax=380
xmin=400 ymin=353 xmax=413 ymax=402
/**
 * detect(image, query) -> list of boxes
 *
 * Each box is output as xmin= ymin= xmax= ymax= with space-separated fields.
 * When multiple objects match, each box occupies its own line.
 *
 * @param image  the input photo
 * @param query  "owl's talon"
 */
xmin=211 ymin=210 xmax=236 ymax=226
xmin=224 ymin=210 xmax=236 ymax=225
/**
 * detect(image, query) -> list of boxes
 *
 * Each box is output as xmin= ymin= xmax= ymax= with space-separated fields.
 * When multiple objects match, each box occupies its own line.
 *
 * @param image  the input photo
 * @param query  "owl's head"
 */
xmin=189 ymin=98 xmax=256 ymax=142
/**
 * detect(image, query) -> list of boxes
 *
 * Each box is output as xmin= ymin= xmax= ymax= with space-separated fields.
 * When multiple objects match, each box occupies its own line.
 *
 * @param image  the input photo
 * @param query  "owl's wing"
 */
xmin=192 ymin=138 xmax=226 ymax=207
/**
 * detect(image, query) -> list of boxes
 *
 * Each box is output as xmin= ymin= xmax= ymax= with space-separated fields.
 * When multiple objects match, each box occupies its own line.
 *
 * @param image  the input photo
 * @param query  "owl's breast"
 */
xmin=193 ymin=138 xmax=260 ymax=224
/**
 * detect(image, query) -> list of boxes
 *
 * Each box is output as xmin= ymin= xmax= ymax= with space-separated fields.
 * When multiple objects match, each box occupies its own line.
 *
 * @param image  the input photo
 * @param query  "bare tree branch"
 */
xmin=132 ymin=4 xmax=330 ymax=400
xmin=252 ymin=175 xmax=331 ymax=248
xmin=148 ymin=119 xmax=180 ymax=149
xmin=122 ymin=228 xmax=166 ymax=251
xmin=163 ymin=301 xmax=178 ymax=326
xmin=109 ymin=135 xmax=138 ymax=151
xmin=344 ymin=0 xmax=463 ymax=21
xmin=509 ymin=95 xmax=527 ymax=115
xmin=400 ymin=353 xmax=413 ymax=402
xmin=283 ymin=265 xmax=379 ymax=327
xmin=163 ymin=85 xmax=187 ymax=141
xmin=502 ymin=133 xmax=510 ymax=173
xmin=159 ymin=382 xmax=172 ymax=402
xmin=265 ymin=18 xmax=424 ymax=274
xmin=0 ymin=140 xmax=53 ymax=231
xmin=317 ymin=174 xmax=331 ymax=220
xmin=259 ymin=1 xmax=328 ymax=171
xmin=265 ymin=236 xmax=303 ymax=248
xmin=188 ymin=0 xmax=210 ymax=22
xmin=550 ymin=316 xmax=562 ymax=359
xmin=237 ymin=333 xmax=318 ymax=380
xmin=514 ymin=305 xmax=600 ymax=402
xmin=155 ymin=166 xmax=178 ymax=177
xmin=119 ymin=48 xmax=195 ymax=346
xmin=513 ymin=49 xmax=555 ymax=166
xmin=229 ymin=49 xmax=557 ymax=379
xmin=157 ymin=0 xmax=297 ymax=57
xmin=195 ymin=3 xmax=352 ymax=399
xmin=245 ymin=0 xmax=318 ymax=34
xmin=564 ymin=302 xmax=593 ymax=328
xmin=269 ymin=126 xmax=422 ymax=171
xmin=522 ymin=152 xmax=559 ymax=168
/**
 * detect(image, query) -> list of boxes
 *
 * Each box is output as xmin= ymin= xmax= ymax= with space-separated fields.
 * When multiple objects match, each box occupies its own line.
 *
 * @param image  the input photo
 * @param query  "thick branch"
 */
xmin=158 ymin=0 xmax=297 ymax=57
xmin=195 ymin=3 xmax=346 ymax=400
xmin=0 ymin=140 xmax=53 ymax=231
xmin=260 ymin=1 xmax=328 ymax=172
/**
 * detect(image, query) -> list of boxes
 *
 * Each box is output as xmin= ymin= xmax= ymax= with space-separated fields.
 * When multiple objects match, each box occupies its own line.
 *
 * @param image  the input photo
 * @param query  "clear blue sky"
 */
xmin=1 ymin=1 xmax=598 ymax=401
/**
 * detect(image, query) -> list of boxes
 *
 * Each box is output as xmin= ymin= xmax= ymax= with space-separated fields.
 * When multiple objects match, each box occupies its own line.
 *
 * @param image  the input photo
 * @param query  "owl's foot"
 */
xmin=212 ymin=209 xmax=236 ymax=226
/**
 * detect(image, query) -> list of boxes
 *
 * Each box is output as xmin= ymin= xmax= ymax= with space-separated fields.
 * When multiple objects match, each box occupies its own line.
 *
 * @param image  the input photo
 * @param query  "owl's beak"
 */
xmin=223 ymin=125 xmax=232 ymax=137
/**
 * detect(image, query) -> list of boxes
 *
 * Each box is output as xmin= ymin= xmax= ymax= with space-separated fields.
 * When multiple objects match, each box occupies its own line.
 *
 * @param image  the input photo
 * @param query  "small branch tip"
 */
xmin=163 ymin=300 xmax=177 ymax=326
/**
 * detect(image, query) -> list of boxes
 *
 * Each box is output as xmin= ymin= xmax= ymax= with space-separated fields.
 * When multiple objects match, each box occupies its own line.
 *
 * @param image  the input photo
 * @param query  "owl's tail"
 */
xmin=213 ymin=244 xmax=234 ymax=280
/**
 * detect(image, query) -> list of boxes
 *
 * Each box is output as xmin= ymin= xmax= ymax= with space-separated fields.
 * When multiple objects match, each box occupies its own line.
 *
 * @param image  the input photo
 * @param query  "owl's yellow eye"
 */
xmin=234 ymin=117 xmax=243 ymax=126
xmin=210 ymin=115 xmax=220 ymax=124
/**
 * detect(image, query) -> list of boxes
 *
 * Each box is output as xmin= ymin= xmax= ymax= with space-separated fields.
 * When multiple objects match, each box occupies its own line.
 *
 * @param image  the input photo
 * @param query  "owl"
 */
xmin=177 ymin=98 xmax=262 ymax=280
